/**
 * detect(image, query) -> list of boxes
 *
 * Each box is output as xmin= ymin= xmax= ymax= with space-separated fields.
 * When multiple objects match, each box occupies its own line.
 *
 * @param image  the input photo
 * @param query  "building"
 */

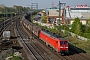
xmin=46 ymin=8 xmax=65 ymax=25
xmin=66 ymin=5 xmax=90 ymax=25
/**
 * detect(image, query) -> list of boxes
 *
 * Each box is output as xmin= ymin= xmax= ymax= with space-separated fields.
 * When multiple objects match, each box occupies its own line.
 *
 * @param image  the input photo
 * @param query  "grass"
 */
xmin=11 ymin=56 xmax=22 ymax=60
xmin=7 ymin=53 xmax=22 ymax=60
xmin=7 ymin=54 xmax=13 ymax=57
xmin=65 ymin=34 xmax=90 ymax=54
xmin=0 ymin=18 xmax=4 ymax=20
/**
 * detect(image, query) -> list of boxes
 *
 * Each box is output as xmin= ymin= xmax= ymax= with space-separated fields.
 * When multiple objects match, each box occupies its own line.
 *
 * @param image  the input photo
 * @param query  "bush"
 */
xmin=42 ymin=14 xmax=47 ymax=23
xmin=83 ymin=33 xmax=90 ymax=39
xmin=11 ymin=56 xmax=22 ymax=60
xmin=0 ymin=18 xmax=4 ymax=20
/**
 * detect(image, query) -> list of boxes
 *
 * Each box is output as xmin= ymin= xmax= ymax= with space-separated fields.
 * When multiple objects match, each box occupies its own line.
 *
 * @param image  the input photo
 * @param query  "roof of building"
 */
xmin=70 ymin=8 xmax=90 ymax=10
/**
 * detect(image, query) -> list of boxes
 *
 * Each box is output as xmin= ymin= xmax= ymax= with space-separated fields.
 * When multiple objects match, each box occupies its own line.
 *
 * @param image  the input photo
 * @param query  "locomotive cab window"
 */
xmin=60 ymin=41 xmax=68 ymax=44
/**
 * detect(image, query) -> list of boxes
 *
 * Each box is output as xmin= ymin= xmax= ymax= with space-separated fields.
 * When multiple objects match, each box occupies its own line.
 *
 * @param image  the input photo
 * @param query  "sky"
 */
xmin=0 ymin=0 xmax=90 ymax=9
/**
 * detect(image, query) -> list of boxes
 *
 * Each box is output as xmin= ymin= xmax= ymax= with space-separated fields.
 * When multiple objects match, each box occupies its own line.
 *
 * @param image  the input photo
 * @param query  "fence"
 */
xmin=61 ymin=30 xmax=89 ymax=41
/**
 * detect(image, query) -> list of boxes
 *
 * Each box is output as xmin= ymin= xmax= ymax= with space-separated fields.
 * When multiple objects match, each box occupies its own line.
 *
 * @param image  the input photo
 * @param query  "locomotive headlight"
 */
xmin=60 ymin=46 xmax=68 ymax=48
xmin=60 ymin=46 xmax=63 ymax=48
xmin=65 ymin=47 xmax=68 ymax=48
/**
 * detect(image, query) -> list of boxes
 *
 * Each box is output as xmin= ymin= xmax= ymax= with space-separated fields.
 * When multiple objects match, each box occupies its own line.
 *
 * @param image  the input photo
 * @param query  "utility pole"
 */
xmin=11 ymin=8 xmax=12 ymax=20
xmin=27 ymin=5 xmax=33 ymax=39
xmin=4 ymin=7 xmax=6 ymax=28
xmin=58 ymin=1 xmax=61 ymax=25
xmin=31 ymin=10 xmax=33 ymax=40
xmin=29 ymin=5 xmax=33 ymax=39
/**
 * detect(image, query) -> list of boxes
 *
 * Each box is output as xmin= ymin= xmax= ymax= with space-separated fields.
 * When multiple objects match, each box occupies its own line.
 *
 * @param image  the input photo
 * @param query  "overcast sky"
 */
xmin=0 ymin=0 xmax=90 ymax=9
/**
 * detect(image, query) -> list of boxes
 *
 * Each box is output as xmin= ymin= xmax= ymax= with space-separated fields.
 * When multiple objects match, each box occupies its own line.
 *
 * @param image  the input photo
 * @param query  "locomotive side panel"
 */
xmin=39 ymin=31 xmax=59 ymax=52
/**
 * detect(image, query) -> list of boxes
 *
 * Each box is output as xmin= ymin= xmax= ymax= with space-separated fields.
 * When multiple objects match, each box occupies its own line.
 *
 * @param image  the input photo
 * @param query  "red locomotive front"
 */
xmin=59 ymin=40 xmax=68 ymax=53
xmin=60 ymin=41 xmax=68 ymax=51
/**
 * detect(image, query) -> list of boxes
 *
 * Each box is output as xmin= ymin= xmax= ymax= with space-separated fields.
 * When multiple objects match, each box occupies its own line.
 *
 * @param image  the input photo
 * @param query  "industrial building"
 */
xmin=66 ymin=5 xmax=90 ymax=25
xmin=43 ymin=4 xmax=90 ymax=25
xmin=45 ymin=8 xmax=65 ymax=25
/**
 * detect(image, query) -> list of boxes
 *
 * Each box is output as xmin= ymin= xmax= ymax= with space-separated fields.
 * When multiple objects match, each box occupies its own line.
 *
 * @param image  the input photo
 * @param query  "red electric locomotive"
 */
xmin=39 ymin=30 xmax=68 ymax=54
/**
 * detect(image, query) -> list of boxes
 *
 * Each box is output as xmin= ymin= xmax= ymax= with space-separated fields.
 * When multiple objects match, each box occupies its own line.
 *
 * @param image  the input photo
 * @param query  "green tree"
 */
xmin=42 ymin=14 xmax=47 ymax=23
xmin=0 ymin=7 xmax=3 ymax=13
xmin=71 ymin=17 xmax=83 ymax=35
xmin=11 ymin=56 xmax=22 ymax=60
xmin=61 ymin=25 xmax=69 ymax=30
xmin=83 ymin=19 xmax=90 ymax=38
xmin=87 ymin=19 xmax=90 ymax=26
xmin=82 ymin=19 xmax=90 ymax=34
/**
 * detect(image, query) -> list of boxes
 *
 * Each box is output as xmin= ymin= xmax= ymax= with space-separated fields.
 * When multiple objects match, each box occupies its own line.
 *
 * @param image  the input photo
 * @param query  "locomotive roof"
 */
xmin=42 ymin=29 xmax=66 ymax=40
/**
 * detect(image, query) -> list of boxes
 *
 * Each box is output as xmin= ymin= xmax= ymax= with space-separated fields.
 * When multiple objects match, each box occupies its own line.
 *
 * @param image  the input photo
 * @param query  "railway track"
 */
xmin=0 ymin=17 xmax=18 ymax=36
xmin=23 ymin=20 xmax=90 ymax=60
xmin=15 ymin=20 xmax=69 ymax=60
xmin=0 ymin=19 xmax=14 ymax=60
xmin=16 ymin=20 xmax=46 ymax=60
xmin=0 ymin=19 xmax=12 ymax=37
xmin=15 ymin=18 xmax=90 ymax=60
xmin=68 ymin=43 xmax=90 ymax=60
xmin=19 ymin=20 xmax=76 ymax=60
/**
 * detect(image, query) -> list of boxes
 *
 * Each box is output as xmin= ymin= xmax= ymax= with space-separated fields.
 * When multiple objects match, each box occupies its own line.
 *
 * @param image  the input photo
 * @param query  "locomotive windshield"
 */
xmin=60 ymin=41 xmax=68 ymax=44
